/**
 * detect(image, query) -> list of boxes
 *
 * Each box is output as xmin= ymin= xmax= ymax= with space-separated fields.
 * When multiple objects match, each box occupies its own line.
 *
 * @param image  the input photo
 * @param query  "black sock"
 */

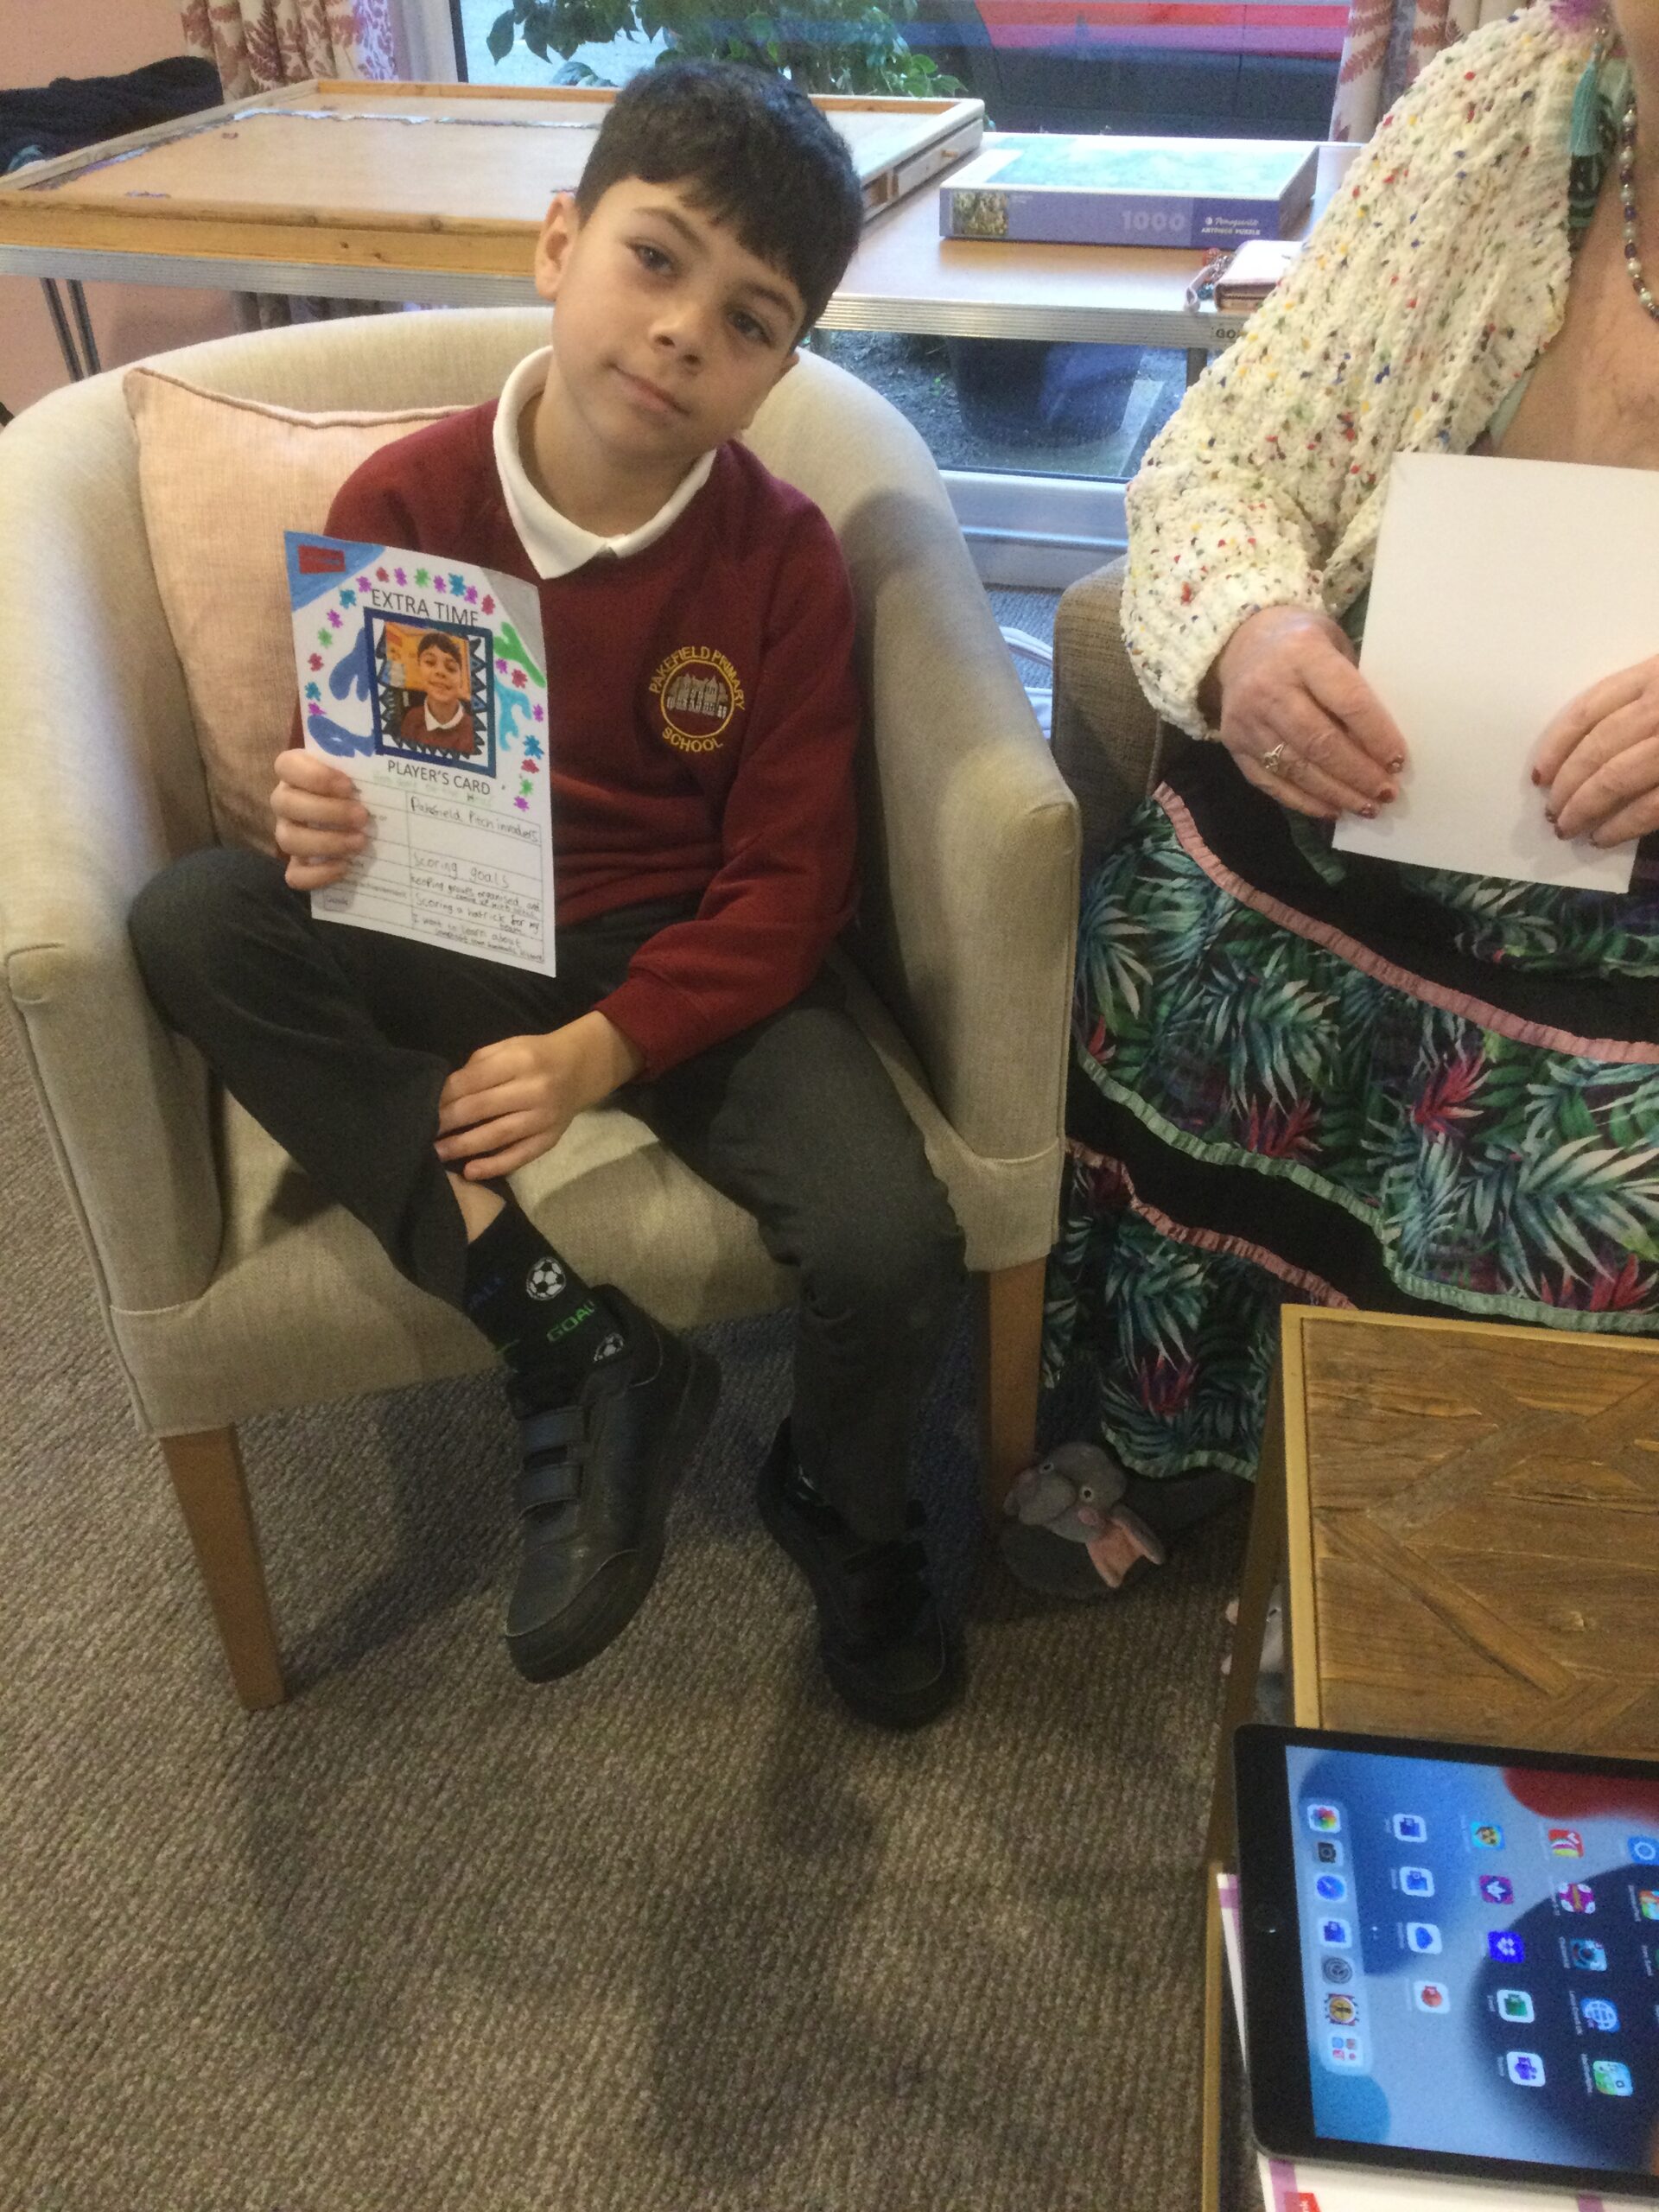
xmin=461 ymin=1195 xmax=626 ymax=1406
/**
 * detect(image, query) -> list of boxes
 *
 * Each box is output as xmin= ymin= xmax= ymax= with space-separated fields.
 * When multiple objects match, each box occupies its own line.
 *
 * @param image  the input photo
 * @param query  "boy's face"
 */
xmin=532 ymin=179 xmax=804 ymax=473
xmin=417 ymin=645 xmax=463 ymax=708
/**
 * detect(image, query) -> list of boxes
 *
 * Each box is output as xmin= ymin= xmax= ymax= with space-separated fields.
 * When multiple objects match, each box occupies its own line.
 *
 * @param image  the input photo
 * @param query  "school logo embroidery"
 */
xmin=649 ymin=645 xmax=746 ymax=754
xmin=525 ymin=1257 xmax=567 ymax=1301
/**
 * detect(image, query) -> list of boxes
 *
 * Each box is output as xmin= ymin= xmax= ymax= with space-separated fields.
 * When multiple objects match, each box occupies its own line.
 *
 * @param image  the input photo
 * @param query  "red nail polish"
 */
xmin=1544 ymin=806 xmax=1557 ymax=824
xmin=1360 ymin=804 xmax=1378 ymax=819
xmin=1529 ymin=768 xmax=1542 ymax=787
xmin=1387 ymin=755 xmax=1405 ymax=774
xmin=1380 ymin=785 xmax=1398 ymax=805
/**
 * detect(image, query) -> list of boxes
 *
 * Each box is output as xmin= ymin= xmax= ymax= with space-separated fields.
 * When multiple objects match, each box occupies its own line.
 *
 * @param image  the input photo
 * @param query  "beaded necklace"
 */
xmin=1567 ymin=32 xmax=1659 ymax=315
xmin=1618 ymin=89 xmax=1659 ymax=318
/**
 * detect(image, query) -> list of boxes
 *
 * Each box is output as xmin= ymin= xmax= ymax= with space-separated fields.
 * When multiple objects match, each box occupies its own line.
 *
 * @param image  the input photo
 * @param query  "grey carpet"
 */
xmin=0 ymin=1002 xmax=1255 ymax=2212
xmin=985 ymin=587 xmax=1058 ymax=650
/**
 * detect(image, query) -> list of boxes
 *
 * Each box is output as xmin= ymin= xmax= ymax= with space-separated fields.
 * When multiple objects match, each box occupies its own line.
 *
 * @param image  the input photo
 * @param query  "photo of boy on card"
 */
xmin=399 ymin=631 xmax=475 ymax=756
xmin=371 ymin=617 xmax=495 ymax=775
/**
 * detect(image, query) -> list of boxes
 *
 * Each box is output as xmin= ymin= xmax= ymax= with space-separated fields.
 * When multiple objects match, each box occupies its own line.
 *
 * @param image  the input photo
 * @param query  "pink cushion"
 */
xmin=124 ymin=365 xmax=462 ymax=853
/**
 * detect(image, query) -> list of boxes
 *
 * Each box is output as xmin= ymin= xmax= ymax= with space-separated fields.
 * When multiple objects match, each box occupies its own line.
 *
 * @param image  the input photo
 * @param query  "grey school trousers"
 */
xmin=129 ymin=848 xmax=964 ymax=1541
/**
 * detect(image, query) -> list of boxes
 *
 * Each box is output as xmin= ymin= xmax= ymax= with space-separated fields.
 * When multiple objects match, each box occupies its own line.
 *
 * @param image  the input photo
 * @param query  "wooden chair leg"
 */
xmin=158 ymin=1427 xmax=285 ymax=1710
xmin=976 ymin=1257 xmax=1047 ymax=1519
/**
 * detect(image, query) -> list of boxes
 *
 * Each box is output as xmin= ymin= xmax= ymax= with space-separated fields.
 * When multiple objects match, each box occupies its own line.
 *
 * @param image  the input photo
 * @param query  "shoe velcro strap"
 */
xmin=519 ymin=1403 xmax=585 ymax=1458
xmin=518 ymin=1460 xmax=582 ymax=1514
xmin=840 ymin=1536 xmax=931 ymax=1639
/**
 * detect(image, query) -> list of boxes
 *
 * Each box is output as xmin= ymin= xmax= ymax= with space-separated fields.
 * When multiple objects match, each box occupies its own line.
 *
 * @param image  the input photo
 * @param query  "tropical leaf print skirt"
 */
xmin=1046 ymin=741 xmax=1659 ymax=1484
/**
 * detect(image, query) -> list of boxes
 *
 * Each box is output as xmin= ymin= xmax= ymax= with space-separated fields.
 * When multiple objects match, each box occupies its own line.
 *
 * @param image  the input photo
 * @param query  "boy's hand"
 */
xmin=435 ymin=1012 xmax=645 ymax=1180
xmin=271 ymin=747 xmax=369 ymax=890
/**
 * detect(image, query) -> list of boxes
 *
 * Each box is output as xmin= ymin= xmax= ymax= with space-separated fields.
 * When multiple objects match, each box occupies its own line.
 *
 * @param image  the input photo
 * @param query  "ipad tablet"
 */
xmin=1234 ymin=1722 xmax=1659 ymax=2197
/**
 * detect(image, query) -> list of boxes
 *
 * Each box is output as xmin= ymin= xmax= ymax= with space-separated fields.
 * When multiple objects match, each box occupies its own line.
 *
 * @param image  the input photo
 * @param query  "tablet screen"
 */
xmin=1284 ymin=1738 xmax=1659 ymax=2174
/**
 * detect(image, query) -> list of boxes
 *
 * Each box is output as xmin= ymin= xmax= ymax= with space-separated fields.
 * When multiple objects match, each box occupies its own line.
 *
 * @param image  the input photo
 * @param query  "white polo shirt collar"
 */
xmin=493 ymin=346 xmax=715 ymax=581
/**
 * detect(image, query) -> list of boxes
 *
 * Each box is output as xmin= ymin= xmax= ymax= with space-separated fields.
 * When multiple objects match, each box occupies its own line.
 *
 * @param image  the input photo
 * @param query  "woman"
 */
xmin=1017 ymin=0 xmax=1659 ymax=1596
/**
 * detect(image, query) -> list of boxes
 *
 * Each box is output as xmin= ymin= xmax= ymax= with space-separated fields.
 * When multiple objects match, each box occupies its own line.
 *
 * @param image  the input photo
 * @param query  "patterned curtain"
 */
xmin=1330 ymin=0 xmax=1511 ymax=143
xmin=180 ymin=1 xmax=397 ymax=97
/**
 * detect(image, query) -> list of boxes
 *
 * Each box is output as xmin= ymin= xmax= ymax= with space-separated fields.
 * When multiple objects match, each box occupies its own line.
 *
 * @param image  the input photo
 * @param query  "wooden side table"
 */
xmin=1200 ymin=1306 xmax=1659 ymax=2209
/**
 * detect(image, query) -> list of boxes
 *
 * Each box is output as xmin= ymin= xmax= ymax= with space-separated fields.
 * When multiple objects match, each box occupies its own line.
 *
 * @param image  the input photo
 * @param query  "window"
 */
xmin=416 ymin=0 xmax=1340 ymax=574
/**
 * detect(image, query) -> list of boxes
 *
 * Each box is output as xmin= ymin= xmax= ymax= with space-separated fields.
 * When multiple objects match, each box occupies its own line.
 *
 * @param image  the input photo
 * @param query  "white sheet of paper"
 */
xmin=1332 ymin=452 xmax=1656 ymax=893
xmin=286 ymin=532 xmax=555 ymax=976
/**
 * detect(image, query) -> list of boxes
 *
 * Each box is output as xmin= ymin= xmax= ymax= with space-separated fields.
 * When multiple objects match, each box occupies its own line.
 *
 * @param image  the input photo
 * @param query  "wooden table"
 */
xmin=0 ymin=76 xmax=1360 ymax=363
xmin=1201 ymin=1306 xmax=1659 ymax=2209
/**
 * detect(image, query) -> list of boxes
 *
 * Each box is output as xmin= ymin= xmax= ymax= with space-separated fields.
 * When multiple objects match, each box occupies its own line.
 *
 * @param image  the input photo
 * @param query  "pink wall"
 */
xmin=2 ymin=0 xmax=238 ymax=416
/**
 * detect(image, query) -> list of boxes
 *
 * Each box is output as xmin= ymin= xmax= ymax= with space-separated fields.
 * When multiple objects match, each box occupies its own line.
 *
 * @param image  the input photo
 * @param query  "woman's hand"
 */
xmin=1205 ymin=606 xmax=1407 ymax=821
xmin=435 ymin=1012 xmax=645 ymax=1181
xmin=1533 ymin=657 xmax=1659 ymax=847
xmin=270 ymin=747 xmax=368 ymax=890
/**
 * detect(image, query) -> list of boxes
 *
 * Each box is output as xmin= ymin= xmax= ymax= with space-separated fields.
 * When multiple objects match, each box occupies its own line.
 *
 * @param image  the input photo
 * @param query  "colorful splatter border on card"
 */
xmin=283 ymin=531 xmax=556 ymax=976
xmin=284 ymin=534 xmax=549 ymax=811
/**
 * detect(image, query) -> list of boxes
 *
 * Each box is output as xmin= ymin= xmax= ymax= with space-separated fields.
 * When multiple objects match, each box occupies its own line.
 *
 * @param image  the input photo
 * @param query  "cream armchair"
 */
xmin=1051 ymin=552 xmax=1191 ymax=872
xmin=0 ymin=309 xmax=1078 ymax=1710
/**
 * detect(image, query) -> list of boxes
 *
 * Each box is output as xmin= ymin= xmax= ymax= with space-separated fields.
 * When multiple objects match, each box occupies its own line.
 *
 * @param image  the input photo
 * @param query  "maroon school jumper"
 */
xmin=398 ymin=700 xmax=477 ymax=757
xmin=326 ymin=406 xmax=861 ymax=1077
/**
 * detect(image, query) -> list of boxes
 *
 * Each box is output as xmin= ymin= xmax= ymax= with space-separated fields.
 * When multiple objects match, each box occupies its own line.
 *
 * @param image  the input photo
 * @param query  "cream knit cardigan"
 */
xmin=1123 ymin=0 xmax=1596 ymax=739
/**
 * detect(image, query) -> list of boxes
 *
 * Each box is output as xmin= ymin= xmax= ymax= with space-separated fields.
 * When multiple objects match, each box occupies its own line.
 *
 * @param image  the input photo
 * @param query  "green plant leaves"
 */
xmin=480 ymin=0 xmax=962 ymax=95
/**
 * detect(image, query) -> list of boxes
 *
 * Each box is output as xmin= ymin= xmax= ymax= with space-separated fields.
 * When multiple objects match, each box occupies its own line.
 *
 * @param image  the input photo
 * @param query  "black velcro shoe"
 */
xmin=757 ymin=1421 xmax=963 ymax=1731
xmin=505 ymin=1288 xmax=719 ymax=1682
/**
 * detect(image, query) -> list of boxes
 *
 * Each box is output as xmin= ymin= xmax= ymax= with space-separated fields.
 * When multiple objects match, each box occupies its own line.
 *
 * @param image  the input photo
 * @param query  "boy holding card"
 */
xmin=130 ymin=62 xmax=966 ymax=1728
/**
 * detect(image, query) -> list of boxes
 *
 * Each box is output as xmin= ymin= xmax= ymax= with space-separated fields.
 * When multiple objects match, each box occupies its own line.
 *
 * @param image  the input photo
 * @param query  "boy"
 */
xmin=130 ymin=62 xmax=967 ymax=1729
xmin=398 ymin=631 xmax=476 ymax=757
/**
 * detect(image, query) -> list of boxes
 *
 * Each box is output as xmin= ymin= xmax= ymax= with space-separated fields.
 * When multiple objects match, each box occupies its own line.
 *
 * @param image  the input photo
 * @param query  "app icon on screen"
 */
xmin=1556 ymin=1882 xmax=1596 ymax=1914
xmin=1547 ymin=1828 xmax=1585 ymax=1858
xmin=1399 ymin=1866 xmax=1434 ymax=1897
xmin=1412 ymin=1980 xmax=1450 ymax=2012
xmin=1320 ymin=1917 xmax=1353 ymax=1948
xmin=1325 ymin=1993 xmax=1359 ymax=2025
xmin=1497 ymin=1988 xmax=1534 ymax=2023
xmin=1592 ymin=2060 xmax=1634 ymax=2098
xmin=1505 ymin=2051 xmax=1546 ymax=2087
xmin=1391 ymin=1815 xmax=1427 ymax=1842
xmin=1308 ymin=1804 xmax=1341 ymax=1834
xmin=1580 ymin=1997 xmax=1619 ymax=2032
xmin=1322 ymin=1956 xmax=1355 ymax=1985
xmin=1315 ymin=1874 xmax=1348 ymax=1904
xmin=1487 ymin=1930 xmax=1525 ymax=1962
xmin=1567 ymin=1938 xmax=1607 ymax=1971
xmin=1406 ymin=1923 xmax=1442 ymax=1954
xmin=1630 ymin=1834 xmax=1659 ymax=1865
xmin=1315 ymin=1840 xmax=1344 ymax=1866
xmin=1479 ymin=1875 xmax=1514 ymax=1904
xmin=1470 ymin=1821 xmax=1504 ymax=1849
xmin=1326 ymin=2031 xmax=1364 ymax=2068
xmin=1639 ymin=1890 xmax=1659 ymax=1922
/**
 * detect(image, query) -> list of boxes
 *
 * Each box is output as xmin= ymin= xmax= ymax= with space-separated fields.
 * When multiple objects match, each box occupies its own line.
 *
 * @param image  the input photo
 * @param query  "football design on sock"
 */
xmin=461 ymin=1199 xmax=629 ymax=1403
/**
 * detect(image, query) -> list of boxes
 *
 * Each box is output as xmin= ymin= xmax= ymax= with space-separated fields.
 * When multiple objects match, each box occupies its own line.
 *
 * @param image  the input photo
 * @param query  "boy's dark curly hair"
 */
xmin=575 ymin=60 xmax=864 ymax=334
